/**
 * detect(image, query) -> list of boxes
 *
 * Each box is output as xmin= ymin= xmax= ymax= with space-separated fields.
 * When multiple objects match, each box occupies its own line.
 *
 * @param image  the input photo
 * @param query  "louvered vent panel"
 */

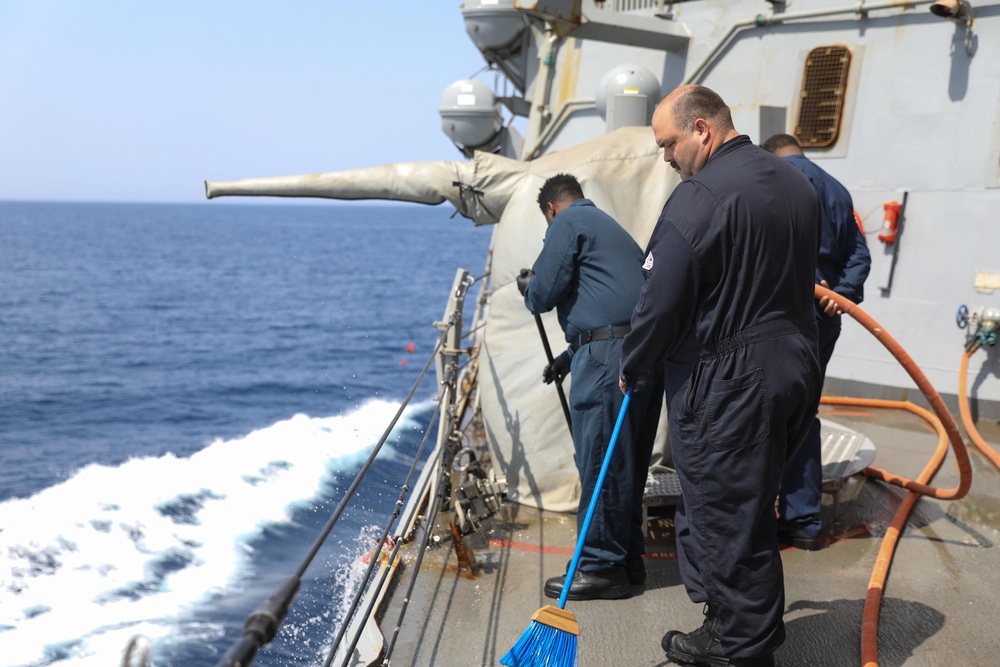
xmin=796 ymin=46 xmax=851 ymax=148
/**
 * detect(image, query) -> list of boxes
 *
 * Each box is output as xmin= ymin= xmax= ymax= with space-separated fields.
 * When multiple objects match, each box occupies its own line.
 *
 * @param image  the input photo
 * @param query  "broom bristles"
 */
xmin=499 ymin=605 xmax=579 ymax=667
xmin=500 ymin=389 xmax=634 ymax=665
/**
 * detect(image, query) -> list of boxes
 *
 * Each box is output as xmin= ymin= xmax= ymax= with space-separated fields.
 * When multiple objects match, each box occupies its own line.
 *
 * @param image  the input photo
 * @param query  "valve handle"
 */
xmin=956 ymin=304 xmax=970 ymax=329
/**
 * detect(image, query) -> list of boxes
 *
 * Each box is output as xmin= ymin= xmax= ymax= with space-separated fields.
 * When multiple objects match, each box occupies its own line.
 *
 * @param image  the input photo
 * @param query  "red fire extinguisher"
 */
xmin=877 ymin=200 xmax=901 ymax=245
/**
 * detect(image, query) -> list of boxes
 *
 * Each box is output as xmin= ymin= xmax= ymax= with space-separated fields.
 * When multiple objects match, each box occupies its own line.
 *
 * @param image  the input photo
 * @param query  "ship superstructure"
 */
xmin=197 ymin=3 xmax=1000 ymax=667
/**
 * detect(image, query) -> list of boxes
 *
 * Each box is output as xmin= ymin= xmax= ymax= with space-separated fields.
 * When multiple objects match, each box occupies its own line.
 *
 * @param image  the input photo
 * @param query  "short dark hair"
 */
xmin=761 ymin=133 xmax=801 ymax=153
xmin=537 ymin=173 xmax=584 ymax=213
xmin=671 ymin=86 xmax=733 ymax=133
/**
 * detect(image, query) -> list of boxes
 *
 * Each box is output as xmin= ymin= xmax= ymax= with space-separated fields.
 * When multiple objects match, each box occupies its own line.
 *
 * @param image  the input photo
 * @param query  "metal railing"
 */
xmin=210 ymin=267 xmax=485 ymax=667
xmin=118 ymin=260 xmax=491 ymax=667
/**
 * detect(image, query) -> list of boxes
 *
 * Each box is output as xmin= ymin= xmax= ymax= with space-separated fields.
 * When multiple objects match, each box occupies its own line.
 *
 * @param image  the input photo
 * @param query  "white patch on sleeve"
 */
xmin=642 ymin=251 xmax=654 ymax=270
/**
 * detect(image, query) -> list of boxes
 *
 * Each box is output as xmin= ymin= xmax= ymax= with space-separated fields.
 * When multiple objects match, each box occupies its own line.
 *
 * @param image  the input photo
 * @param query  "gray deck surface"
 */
xmin=375 ymin=404 xmax=1000 ymax=666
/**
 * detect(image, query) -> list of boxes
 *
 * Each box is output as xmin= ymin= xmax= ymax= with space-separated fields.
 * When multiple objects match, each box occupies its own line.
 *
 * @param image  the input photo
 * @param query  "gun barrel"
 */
xmin=204 ymin=161 xmax=466 ymax=206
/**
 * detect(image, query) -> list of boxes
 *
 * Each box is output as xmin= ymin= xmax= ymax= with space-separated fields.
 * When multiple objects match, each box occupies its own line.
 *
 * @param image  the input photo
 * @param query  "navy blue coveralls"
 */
xmin=778 ymin=154 xmax=871 ymax=537
xmin=620 ymin=137 xmax=822 ymax=658
xmin=523 ymin=198 xmax=664 ymax=573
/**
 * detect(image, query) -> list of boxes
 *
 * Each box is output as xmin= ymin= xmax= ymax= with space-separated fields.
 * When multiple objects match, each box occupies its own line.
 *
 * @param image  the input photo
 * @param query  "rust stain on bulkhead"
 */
xmin=553 ymin=38 xmax=583 ymax=108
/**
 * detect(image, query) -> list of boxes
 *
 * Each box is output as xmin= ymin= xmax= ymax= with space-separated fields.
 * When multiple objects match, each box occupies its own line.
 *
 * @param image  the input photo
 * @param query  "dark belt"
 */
xmin=571 ymin=324 xmax=631 ymax=352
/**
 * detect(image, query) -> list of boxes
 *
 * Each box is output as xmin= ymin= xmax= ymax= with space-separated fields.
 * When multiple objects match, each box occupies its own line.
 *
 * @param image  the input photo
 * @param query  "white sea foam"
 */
xmin=0 ymin=399 xmax=422 ymax=667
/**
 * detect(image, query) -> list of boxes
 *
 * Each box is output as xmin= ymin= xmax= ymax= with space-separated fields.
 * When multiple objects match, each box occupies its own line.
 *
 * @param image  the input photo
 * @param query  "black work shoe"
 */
xmin=544 ymin=566 xmax=630 ymax=601
xmin=777 ymin=527 xmax=823 ymax=551
xmin=626 ymin=555 xmax=646 ymax=585
xmin=662 ymin=608 xmax=727 ymax=666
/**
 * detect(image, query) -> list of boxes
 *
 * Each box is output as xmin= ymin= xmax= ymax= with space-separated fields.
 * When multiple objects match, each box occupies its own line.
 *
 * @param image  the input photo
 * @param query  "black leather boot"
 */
xmin=777 ymin=526 xmax=823 ymax=551
xmin=543 ymin=565 xmax=630 ymax=601
xmin=662 ymin=605 xmax=728 ymax=667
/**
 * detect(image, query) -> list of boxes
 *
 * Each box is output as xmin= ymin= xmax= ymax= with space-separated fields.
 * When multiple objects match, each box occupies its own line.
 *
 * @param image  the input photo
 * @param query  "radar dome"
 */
xmin=461 ymin=0 xmax=524 ymax=54
xmin=439 ymin=79 xmax=503 ymax=150
xmin=595 ymin=64 xmax=662 ymax=131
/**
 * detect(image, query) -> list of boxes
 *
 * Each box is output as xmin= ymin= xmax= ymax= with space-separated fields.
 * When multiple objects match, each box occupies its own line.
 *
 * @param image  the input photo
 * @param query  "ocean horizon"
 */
xmin=0 ymin=200 xmax=492 ymax=666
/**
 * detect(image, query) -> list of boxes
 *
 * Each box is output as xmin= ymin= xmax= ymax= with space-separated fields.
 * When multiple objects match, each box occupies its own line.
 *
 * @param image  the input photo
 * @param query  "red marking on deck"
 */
xmin=490 ymin=538 xmax=676 ymax=559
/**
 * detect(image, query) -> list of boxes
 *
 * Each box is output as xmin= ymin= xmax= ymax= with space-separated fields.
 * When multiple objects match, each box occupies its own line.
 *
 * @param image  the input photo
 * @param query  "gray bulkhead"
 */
xmin=480 ymin=0 xmax=1000 ymax=416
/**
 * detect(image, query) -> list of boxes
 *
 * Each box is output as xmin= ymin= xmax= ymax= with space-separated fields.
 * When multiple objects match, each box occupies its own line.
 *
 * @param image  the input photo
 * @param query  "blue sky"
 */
xmin=0 ymin=2 xmax=485 ymax=203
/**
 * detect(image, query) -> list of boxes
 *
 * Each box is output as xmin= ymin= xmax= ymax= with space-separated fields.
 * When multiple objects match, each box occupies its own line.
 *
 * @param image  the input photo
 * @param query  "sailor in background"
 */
xmin=762 ymin=133 xmax=872 ymax=551
xmin=620 ymin=86 xmax=822 ymax=667
xmin=518 ymin=173 xmax=663 ymax=601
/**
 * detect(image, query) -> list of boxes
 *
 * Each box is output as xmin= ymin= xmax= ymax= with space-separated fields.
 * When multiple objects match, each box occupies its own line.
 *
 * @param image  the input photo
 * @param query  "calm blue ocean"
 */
xmin=0 ymin=201 xmax=493 ymax=667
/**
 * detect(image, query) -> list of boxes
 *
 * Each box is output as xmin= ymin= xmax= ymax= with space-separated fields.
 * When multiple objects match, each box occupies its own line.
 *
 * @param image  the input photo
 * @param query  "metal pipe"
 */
xmin=522 ymin=30 xmax=560 ymax=158
xmin=525 ymin=99 xmax=597 ymax=160
xmin=685 ymin=0 xmax=937 ymax=84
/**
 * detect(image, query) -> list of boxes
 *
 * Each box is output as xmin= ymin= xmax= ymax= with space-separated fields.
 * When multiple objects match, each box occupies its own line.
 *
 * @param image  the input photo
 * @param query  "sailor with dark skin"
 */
xmin=518 ymin=173 xmax=664 ymax=601
xmin=762 ymin=133 xmax=872 ymax=551
xmin=619 ymin=86 xmax=822 ymax=667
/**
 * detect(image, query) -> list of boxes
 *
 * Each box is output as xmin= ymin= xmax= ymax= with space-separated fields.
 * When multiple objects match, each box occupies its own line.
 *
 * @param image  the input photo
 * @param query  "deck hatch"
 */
xmin=796 ymin=45 xmax=851 ymax=148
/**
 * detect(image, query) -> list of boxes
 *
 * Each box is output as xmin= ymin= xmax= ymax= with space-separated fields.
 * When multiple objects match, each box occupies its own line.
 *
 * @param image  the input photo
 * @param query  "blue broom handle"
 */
xmin=558 ymin=383 xmax=634 ymax=609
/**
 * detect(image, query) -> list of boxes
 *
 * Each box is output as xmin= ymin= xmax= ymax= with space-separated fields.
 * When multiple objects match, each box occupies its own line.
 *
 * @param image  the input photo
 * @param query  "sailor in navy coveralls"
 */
xmin=620 ymin=86 xmax=822 ymax=666
xmin=519 ymin=173 xmax=663 ymax=601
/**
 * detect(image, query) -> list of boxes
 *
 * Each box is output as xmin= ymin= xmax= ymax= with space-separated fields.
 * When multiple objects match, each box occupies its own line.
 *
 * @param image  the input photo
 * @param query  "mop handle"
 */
xmin=558 ymin=383 xmax=634 ymax=609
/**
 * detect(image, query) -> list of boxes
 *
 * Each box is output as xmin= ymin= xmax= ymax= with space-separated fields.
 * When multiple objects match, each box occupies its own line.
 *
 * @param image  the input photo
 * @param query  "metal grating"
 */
xmin=644 ymin=465 xmax=682 ymax=506
xmin=820 ymin=421 xmax=868 ymax=483
xmin=819 ymin=419 xmax=877 ymax=495
xmin=796 ymin=45 xmax=851 ymax=148
xmin=641 ymin=420 xmax=874 ymax=508
xmin=610 ymin=0 xmax=693 ymax=12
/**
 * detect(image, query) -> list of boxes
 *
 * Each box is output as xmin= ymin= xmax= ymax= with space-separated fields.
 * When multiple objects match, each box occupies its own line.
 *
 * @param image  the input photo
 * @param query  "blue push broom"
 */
xmin=500 ymin=383 xmax=635 ymax=667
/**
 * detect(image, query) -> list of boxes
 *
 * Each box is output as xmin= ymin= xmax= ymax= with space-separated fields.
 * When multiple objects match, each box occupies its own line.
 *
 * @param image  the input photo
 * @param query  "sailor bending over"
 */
xmin=518 ymin=173 xmax=663 ymax=601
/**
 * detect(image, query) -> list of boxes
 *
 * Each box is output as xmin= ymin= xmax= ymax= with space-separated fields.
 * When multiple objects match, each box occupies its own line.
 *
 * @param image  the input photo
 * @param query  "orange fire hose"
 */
xmin=813 ymin=285 xmax=973 ymax=667
xmin=958 ymin=348 xmax=1000 ymax=469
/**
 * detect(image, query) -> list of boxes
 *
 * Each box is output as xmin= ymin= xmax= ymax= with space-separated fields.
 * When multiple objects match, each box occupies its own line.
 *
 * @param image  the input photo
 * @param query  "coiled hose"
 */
xmin=812 ymin=285 xmax=974 ymax=667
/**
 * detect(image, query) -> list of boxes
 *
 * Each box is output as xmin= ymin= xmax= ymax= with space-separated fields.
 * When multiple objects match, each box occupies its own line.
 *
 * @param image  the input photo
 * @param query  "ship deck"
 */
xmin=376 ymin=402 xmax=1000 ymax=666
